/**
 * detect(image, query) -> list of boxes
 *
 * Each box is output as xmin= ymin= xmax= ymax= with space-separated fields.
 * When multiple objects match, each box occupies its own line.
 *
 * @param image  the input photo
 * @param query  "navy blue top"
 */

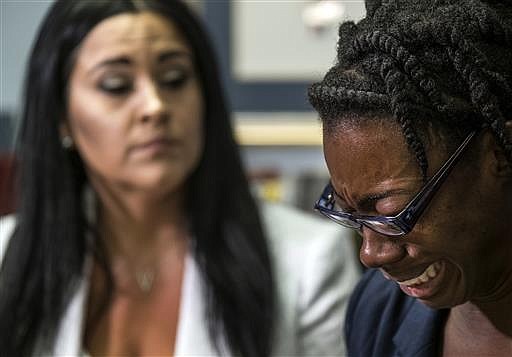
xmin=345 ymin=269 xmax=448 ymax=357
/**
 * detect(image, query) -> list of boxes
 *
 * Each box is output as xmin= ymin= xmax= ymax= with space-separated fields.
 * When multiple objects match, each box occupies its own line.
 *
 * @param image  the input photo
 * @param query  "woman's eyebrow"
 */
xmin=89 ymin=56 xmax=132 ymax=74
xmin=333 ymin=185 xmax=406 ymax=204
xmin=88 ymin=50 xmax=192 ymax=75
xmin=158 ymin=50 xmax=192 ymax=63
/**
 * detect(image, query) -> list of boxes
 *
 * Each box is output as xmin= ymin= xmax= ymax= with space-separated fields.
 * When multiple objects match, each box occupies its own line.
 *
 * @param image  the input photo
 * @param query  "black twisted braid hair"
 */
xmin=308 ymin=0 xmax=512 ymax=178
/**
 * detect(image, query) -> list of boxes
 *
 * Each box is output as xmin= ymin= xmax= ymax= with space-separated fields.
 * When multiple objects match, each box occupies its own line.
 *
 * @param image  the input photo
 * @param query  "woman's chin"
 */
xmin=115 ymin=173 xmax=187 ymax=197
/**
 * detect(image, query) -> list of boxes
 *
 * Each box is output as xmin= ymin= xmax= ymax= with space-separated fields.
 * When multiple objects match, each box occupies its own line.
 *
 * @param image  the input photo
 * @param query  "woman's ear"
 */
xmin=59 ymin=121 xmax=69 ymax=137
xmin=59 ymin=122 xmax=74 ymax=149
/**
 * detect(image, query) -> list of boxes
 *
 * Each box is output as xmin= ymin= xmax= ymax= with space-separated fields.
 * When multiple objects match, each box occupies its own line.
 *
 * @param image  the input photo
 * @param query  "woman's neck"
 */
xmin=84 ymin=185 xmax=189 ymax=354
xmin=443 ymin=292 xmax=512 ymax=356
xmin=92 ymin=182 xmax=189 ymax=260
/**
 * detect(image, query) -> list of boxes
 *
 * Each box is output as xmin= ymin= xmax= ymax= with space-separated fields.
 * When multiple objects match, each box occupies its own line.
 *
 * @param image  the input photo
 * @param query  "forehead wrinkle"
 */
xmin=336 ymin=175 xmax=421 ymax=210
xmin=109 ymin=32 xmax=185 ymax=45
xmin=356 ymin=178 xmax=422 ymax=207
xmin=325 ymin=120 xmax=423 ymax=211
xmin=102 ymin=11 xmax=182 ymax=40
xmin=81 ymin=12 xmax=186 ymax=54
xmin=76 ymin=14 xmax=191 ymax=74
xmin=85 ymin=33 xmax=185 ymax=55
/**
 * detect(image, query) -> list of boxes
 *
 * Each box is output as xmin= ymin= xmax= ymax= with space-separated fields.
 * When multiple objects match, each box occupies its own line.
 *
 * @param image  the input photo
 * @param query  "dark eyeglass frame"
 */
xmin=314 ymin=130 xmax=478 ymax=237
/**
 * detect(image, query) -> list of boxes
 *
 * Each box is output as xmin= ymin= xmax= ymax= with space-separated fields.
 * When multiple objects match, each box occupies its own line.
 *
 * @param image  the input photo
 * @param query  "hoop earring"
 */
xmin=61 ymin=135 xmax=74 ymax=149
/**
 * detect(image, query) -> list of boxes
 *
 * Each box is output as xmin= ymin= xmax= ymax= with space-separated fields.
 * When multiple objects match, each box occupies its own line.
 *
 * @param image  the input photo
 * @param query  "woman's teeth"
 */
xmin=398 ymin=262 xmax=441 ymax=287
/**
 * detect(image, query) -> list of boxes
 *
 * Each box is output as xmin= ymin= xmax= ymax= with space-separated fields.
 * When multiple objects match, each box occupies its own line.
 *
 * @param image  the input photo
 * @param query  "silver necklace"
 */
xmin=134 ymin=267 xmax=156 ymax=293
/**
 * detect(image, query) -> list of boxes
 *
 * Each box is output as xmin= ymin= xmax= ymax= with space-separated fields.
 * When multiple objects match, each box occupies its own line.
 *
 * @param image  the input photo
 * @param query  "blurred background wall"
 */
xmin=0 ymin=0 xmax=366 ymax=211
xmin=1 ymin=1 xmax=53 ymax=151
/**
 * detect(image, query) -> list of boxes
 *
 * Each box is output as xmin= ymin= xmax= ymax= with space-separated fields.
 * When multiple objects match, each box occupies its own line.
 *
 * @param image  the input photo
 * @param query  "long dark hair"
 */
xmin=308 ymin=0 xmax=512 ymax=177
xmin=0 ymin=1 xmax=275 ymax=356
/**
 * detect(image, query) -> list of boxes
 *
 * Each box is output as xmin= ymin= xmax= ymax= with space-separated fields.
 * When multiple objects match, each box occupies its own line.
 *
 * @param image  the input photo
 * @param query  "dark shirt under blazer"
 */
xmin=345 ymin=269 xmax=448 ymax=357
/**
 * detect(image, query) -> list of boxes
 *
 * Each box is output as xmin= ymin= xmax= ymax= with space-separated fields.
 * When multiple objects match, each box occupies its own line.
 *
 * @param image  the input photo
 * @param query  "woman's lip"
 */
xmin=382 ymin=261 xmax=442 ymax=286
xmin=133 ymin=137 xmax=174 ymax=149
xmin=398 ymin=262 xmax=442 ymax=287
xmin=382 ymin=264 xmax=430 ymax=282
xmin=129 ymin=138 xmax=178 ymax=156
xmin=398 ymin=261 xmax=445 ymax=299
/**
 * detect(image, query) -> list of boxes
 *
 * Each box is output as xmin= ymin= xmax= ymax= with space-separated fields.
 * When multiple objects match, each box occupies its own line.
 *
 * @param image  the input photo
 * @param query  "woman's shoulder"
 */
xmin=259 ymin=201 xmax=359 ymax=280
xmin=259 ymin=202 xmax=361 ymax=356
xmin=0 ymin=214 xmax=16 ymax=263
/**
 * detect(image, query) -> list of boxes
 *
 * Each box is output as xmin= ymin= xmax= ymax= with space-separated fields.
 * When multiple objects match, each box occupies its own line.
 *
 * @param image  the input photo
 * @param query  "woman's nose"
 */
xmin=138 ymin=81 xmax=170 ymax=123
xmin=359 ymin=226 xmax=405 ymax=269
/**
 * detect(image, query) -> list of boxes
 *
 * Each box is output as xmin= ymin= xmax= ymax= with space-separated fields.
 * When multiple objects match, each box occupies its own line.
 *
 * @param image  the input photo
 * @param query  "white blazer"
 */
xmin=0 ymin=202 xmax=360 ymax=356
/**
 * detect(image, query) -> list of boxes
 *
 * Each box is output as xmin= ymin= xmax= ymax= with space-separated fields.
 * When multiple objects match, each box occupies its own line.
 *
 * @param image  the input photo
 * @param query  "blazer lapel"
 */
xmin=52 ymin=272 xmax=91 ymax=355
xmin=174 ymin=254 xmax=225 ymax=356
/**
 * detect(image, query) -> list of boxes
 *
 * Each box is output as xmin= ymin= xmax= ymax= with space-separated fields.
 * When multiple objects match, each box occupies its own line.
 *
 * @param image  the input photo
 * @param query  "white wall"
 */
xmin=1 ymin=0 xmax=53 ymax=112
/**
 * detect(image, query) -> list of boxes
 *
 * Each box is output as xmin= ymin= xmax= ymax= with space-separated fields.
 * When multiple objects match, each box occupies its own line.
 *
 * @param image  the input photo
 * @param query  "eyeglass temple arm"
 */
xmin=315 ymin=182 xmax=334 ymax=208
xmin=399 ymin=131 xmax=477 ymax=229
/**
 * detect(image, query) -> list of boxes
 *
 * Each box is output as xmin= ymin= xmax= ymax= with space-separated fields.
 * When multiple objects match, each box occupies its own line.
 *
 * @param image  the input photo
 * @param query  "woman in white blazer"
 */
xmin=0 ymin=1 xmax=360 ymax=355
xmin=0 ymin=202 xmax=360 ymax=356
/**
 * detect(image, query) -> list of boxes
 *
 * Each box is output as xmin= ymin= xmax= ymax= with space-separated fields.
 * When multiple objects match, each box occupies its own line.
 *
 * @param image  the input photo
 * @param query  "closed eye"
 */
xmin=359 ymin=190 xmax=412 ymax=216
xmin=98 ymin=75 xmax=132 ymax=95
xmin=160 ymin=68 xmax=190 ymax=89
xmin=333 ymin=189 xmax=412 ymax=216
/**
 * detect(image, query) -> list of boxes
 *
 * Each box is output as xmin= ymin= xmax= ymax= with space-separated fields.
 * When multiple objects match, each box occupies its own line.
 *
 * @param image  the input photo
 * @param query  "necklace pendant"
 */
xmin=135 ymin=270 xmax=155 ymax=293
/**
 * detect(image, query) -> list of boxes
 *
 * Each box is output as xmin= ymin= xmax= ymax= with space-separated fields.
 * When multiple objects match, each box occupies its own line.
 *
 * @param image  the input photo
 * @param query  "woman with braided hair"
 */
xmin=309 ymin=0 xmax=512 ymax=355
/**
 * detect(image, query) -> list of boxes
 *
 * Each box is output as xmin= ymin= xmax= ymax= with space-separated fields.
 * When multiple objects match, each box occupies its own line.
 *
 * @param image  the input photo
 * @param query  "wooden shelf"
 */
xmin=234 ymin=112 xmax=322 ymax=146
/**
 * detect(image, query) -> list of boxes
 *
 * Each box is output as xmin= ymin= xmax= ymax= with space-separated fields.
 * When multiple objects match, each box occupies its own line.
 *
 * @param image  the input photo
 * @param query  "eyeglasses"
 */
xmin=314 ymin=130 xmax=478 ymax=237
